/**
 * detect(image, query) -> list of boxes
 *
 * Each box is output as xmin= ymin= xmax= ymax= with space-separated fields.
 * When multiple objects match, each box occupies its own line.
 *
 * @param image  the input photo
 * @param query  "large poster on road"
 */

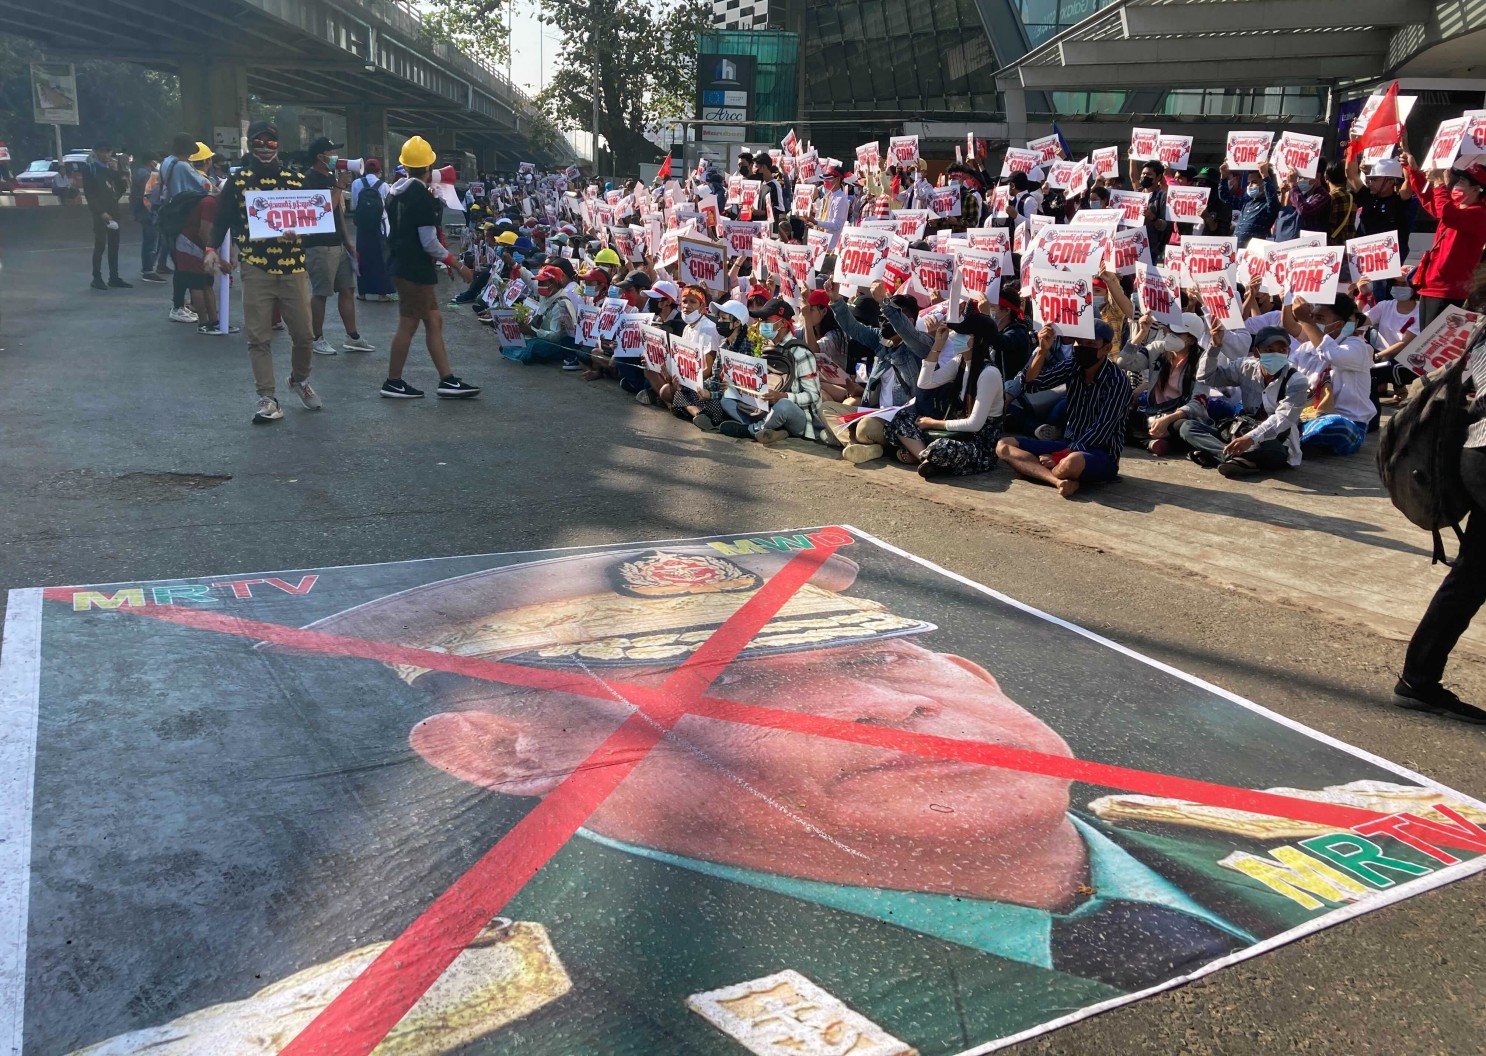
xmin=4 ymin=528 xmax=1486 ymax=1055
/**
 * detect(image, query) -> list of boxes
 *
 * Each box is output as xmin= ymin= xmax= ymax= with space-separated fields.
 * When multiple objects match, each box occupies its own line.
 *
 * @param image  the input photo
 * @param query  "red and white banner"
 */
xmin=1182 ymin=234 xmax=1238 ymax=282
xmin=490 ymin=310 xmax=525 ymax=349
xmin=1108 ymin=189 xmax=1150 ymax=227
xmin=1029 ymin=269 xmax=1096 ymax=339
xmin=1027 ymin=134 xmax=1062 ymax=164
xmin=1400 ymin=306 xmax=1482 ymax=375
xmin=1129 ymin=127 xmax=1160 ymax=162
xmin=1193 ymin=272 xmax=1245 ymax=329
xmin=1136 ymin=262 xmax=1183 ymax=328
xmin=1001 ymin=147 xmax=1041 ymax=178
xmin=1091 ymin=146 xmax=1120 ymax=180
xmin=1424 ymin=117 xmax=1470 ymax=171
xmin=1028 ymin=224 xmax=1109 ymax=274
xmin=640 ymin=323 xmax=671 ymax=374
xmin=908 ymin=248 xmax=954 ymax=300
xmin=889 ymin=135 xmax=920 ymax=166
xmin=833 ymin=227 xmax=892 ymax=287
xmin=1109 ymin=226 xmax=1153 ymax=276
xmin=1225 ymin=132 xmax=1274 ymax=171
xmin=1156 ymin=135 xmax=1193 ymax=172
xmin=1283 ymin=245 xmax=1345 ymax=304
xmin=1345 ymin=231 xmax=1403 ymax=282
xmin=677 ymin=235 xmax=727 ymax=294
xmin=1271 ymin=132 xmax=1324 ymax=179
xmin=1165 ymin=185 xmax=1211 ymax=226
xmin=723 ymin=220 xmax=761 ymax=261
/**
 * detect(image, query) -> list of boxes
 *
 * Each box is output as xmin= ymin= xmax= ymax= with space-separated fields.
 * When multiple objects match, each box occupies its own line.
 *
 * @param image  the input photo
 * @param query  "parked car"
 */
xmin=14 ymin=159 xmax=60 ymax=192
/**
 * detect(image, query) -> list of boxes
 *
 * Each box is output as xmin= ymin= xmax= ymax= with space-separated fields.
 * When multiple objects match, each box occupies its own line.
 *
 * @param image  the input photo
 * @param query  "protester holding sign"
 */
xmin=1218 ymin=157 xmax=1279 ymax=247
xmin=997 ymin=320 xmax=1131 ymax=498
xmin=1180 ymin=322 xmax=1310 ymax=477
xmin=1129 ymin=158 xmax=1169 ymax=264
xmin=811 ymin=166 xmax=851 ymax=249
xmin=1345 ymin=156 xmax=1414 ymax=288
xmin=207 ymin=120 xmax=321 ymax=425
xmin=1283 ymin=293 xmax=1375 ymax=454
xmin=887 ymin=313 xmax=1005 ymax=480
xmin=1402 ymin=151 xmax=1486 ymax=325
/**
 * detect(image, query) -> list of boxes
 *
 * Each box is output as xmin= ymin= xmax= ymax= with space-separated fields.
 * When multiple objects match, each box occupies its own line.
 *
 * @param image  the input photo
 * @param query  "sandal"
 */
xmin=897 ymin=449 xmax=920 ymax=465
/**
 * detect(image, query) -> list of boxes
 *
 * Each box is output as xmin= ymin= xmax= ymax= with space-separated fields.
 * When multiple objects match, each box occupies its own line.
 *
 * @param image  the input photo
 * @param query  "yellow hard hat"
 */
xmin=496 ymin=231 xmax=518 ymax=245
xmin=399 ymin=136 xmax=436 ymax=168
xmin=594 ymin=247 xmax=622 ymax=267
xmin=188 ymin=141 xmax=214 ymax=162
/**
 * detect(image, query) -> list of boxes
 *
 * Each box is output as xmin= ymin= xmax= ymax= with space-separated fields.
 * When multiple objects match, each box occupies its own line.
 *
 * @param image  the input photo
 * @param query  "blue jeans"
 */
xmin=504 ymin=337 xmax=578 ymax=365
xmin=138 ymin=215 xmax=159 ymax=274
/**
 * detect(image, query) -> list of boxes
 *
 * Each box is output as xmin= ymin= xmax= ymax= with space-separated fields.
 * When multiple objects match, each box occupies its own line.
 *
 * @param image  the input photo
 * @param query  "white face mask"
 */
xmin=682 ymin=309 xmax=702 ymax=325
xmin=1391 ymin=286 xmax=1414 ymax=301
xmin=1159 ymin=332 xmax=1186 ymax=355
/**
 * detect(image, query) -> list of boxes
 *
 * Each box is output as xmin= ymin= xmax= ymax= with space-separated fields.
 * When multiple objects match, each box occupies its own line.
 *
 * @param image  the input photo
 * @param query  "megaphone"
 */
xmin=429 ymin=165 xmax=461 ymax=212
xmin=334 ymin=158 xmax=365 ymax=176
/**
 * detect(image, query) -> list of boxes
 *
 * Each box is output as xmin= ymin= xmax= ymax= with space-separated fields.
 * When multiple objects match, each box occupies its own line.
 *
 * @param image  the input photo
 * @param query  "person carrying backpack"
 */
xmin=351 ymin=159 xmax=395 ymax=300
xmin=1390 ymin=319 xmax=1486 ymax=723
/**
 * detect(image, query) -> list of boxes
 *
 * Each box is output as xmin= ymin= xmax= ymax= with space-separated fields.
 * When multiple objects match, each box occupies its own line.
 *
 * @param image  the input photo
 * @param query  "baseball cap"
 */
xmin=646 ymin=279 xmax=681 ymax=303
xmin=577 ymin=268 xmax=612 ymax=285
xmin=1252 ymin=326 xmax=1290 ymax=351
xmin=512 ymin=236 xmax=536 ymax=253
xmin=716 ymin=299 xmax=751 ymax=327
xmin=749 ymin=297 xmax=796 ymax=320
xmin=1169 ymin=312 xmax=1206 ymax=337
xmin=804 ymin=289 xmax=832 ymax=309
xmin=746 ymin=284 xmax=771 ymax=303
xmin=307 ymin=136 xmax=341 ymax=157
xmin=615 ymin=272 xmax=653 ymax=292
xmin=247 ymin=120 xmax=279 ymax=142
xmin=535 ymin=265 xmax=566 ymax=286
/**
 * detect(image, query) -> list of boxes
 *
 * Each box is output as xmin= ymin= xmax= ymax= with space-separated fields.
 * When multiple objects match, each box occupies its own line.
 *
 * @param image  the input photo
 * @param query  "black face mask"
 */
xmin=1072 ymin=345 xmax=1100 ymax=370
xmin=880 ymin=322 xmax=896 ymax=341
xmin=1139 ymin=175 xmax=1154 ymax=189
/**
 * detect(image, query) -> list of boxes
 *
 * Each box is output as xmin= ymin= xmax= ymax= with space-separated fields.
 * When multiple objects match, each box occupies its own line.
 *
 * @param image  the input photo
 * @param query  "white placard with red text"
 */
xmin=667 ymin=335 xmax=706 ymax=391
xmin=1027 ymin=134 xmax=1062 ymax=164
xmin=1225 ymin=132 xmax=1274 ymax=171
xmin=1109 ymin=226 xmax=1153 ymax=276
xmin=1345 ymin=231 xmax=1403 ymax=282
xmin=1182 ymin=234 xmax=1238 ymax=283
xmin=908 ymin=248 xmax=954 ymax=301
xmin=1283 ymin=245 xmax=1345 ymax=304
xmin=855 ymin=141 xmax=881 ymax=170
xmin=1135 ymin=263 xmax=1183 ymax=328
xmin=719 ymin=348 xmax=770 ymax=411
xmin=723 ymin=220 xmax=761 ymax=261
xmin=640 ymin=323 xmax=671 ymax=374
xmin=1424 ymin=117 xmax=1470 ymax=171
xmin=1271 ymin=132 xmax=1324 ymax=179
xmin=833 ymin=227 xmax=892 ymax=287
xmin=1129 ymin=127 xmax=1160 ymax=162
xmin=1165 ymin=185 xmax=1211 ymax=226
xmin=1029 ymin=269 xmax=1096 ymax=339
xmin=1001 ymin=147 xmax=1041 ymax=178
xmin=930 ymin=184 xmax=963 ymax=218
xmin=1091 ymin=146 xmax=1120 ymax=180
xmin=490 ymin=310 xmax=525 ymax=349
xmin=1194 ymin=271 xmax=1246 ymax=329
xmin=952 ymin=247 xmax=1004 ymax=308
xmin=891 ymin=209 xmax=931 ymax=241
xmin=889 ymin=135 xmax=920 ymax=166
xmin=1400 ymin=306 xmax=1482 ymax=375
xmin=1108 ymin=189 xmax=1150 ymax=227
xmin=1155 ymin=135 xmax=1193 ymax=172
xmin=613 ymin=312 xmax=654 ymax=360
xmin=1028 ymin=224 xmax=1109 ymax=275
xmin=677 ymin=235 xmax=727 ymax=294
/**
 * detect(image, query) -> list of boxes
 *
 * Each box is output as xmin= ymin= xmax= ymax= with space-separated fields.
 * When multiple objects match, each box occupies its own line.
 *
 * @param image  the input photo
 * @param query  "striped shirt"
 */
xmin=1467 ymin=347 xmax=1486 ymax=449
xmin=1025 ymin=356 xmax=1132 ymax=461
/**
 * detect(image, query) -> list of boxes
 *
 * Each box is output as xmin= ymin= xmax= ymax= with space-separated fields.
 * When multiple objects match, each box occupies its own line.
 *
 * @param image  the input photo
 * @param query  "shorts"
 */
xmin=394 ymin=277 xmax=439 ymax=319
xmin=177 ymin=272 xmax=213 ymax=291
xmin=1013 ymin=437 xmax=1120 ymax=483
xmin=305 ymin=245 xmax=353 ymax=297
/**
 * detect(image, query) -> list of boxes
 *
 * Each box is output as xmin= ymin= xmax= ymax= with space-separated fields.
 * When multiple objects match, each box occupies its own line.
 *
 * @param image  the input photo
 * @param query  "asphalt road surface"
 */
xmin=2 ymin=208 xmax=1483 ymax=1055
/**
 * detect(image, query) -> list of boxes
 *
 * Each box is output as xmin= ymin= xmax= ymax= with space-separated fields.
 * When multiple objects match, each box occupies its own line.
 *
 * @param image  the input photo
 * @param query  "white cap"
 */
xmin=1170 ymin=311 xmax=1206 ymax=337
xmin=716 ymin=299 xmax=751 ymax=327
xmin=1452 ymin=152 xmax=1486 ymax=172
xmin=1369 ymin=158 xmax=1404 ymax=179
xmin=646 ymin=279 xmax=681 ymax=303
xmin=1028 ymin=166 xmax=1046 ymax=182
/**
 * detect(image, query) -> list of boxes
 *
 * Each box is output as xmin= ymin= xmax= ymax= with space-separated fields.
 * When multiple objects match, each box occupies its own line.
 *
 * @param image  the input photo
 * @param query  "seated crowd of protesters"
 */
xmin=457 ymin=129 xmax=1486 ymax=498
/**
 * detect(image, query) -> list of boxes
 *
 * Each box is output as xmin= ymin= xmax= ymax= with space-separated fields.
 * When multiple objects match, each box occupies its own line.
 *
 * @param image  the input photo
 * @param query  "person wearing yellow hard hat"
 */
xmin=593 ymin=246 xmax=622 ymax=269
xmin=381 ymin=135 xmax=480 ymax=399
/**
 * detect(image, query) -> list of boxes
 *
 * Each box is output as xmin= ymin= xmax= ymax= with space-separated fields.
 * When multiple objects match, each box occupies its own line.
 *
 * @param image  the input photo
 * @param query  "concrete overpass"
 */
xmin=0 ymin=0 xmax=575 ymax=170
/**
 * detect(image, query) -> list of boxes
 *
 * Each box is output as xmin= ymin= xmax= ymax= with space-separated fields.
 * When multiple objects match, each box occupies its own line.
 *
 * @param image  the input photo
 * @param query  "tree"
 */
xmin=534 ymin=0 xmax=709 ymax=177
xmin=419 ymin=0 xmax=510 ymax=72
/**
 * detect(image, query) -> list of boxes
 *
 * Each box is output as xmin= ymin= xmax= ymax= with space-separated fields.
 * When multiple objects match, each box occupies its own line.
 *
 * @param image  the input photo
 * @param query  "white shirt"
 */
xmin=1366 ymin=299 xmax=1420 ymax=347
xmin=815 ymin=188 xmax=849 ymax=249
xmin=1289 ymin=334 xmax=1376 ymax=427
xmin=918 ymin=355 xmax=1005 ymax=432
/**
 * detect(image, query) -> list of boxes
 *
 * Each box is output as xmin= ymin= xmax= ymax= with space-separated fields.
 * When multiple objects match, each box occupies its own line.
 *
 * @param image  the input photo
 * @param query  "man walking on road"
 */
xmin=130 ymin=152 xmax=165 ymax=284
xmin=82 ymin=141 xmax=130 ymax=291
xmin=380 ymin=136 xmax=479 ymax=400
xmin=204 ymin=120 xmax=322 ymax=425
xmin=302 ymin=137 xmax=373 ymax=355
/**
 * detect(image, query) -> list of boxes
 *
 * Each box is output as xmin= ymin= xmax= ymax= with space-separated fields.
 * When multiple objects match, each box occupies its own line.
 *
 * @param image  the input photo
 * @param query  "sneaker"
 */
xmin=140 ymin=272 xmax=166 ymax=284
xmin=381 ymin=378 xmax=424 ymax=398
xmin=754 ymin=427 xmax=787 ymax=446
xmin=561 ymin=357 xmax=583 ymax=371
xmin=1217 ymin=456 xmax=1259 ymax=478
xmin=342 ymin=336 xmax=375 ymax=352
xmin=436 ymin=375 xmax=481 ymax=399
xmin=288 ymin=376 xmax=322 ymax=410
xmin=91 ymin=276 xmax=108 ymax=291
xmin=252 ymin=396 xmax=283 ymax=424
xmin=918 ymin=459 xmax=947 ymax=480
xmin=1033 ymin=423 xmax=1064 ymax=441
xmin=169 ymin=306 xmax=198 ymax=324
xmin=634 ymin=389 xmax=656 ymax=406
xmin=108 ymin=276 xmax=133 ymax=289
xmin=312 ymin=337 xmax=336 ymax=355
xmin=197 ymin=323 xmax=241 ymax=335
xmin=1188 ymin=449 xmax=1220 ymax=469
xmin=1147 ymin=438 xmax=1171 ymax=457
xmin=694 ymin=413 xmax=719 ymax=433
xmin=719 ymin=419 xmax=752 ymax=439
xmin=843 ymin=443 xmax=884 ymax=464
xmin=1392 ymin=678 xmax=1486 ymax=724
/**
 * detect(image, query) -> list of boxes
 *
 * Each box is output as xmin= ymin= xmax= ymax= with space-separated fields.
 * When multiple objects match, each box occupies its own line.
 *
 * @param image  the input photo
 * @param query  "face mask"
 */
xmin=682 ymin=309 xmax=702 ymax=325
xmin=1159 ymin=332 xmax=1186 ymax=355
xmin=1338 ymin=320 xmax=1356 ymax=339
xmin=1246 ymin=184 xmax=1264 ymax=200
xmin=325 ymin=155 xmax=338 ymax=169
xmin=1297 ymin=178 xmax=1313 ymax=194
xmin=1092 ymin=296 xmax=1107 ymax=311
xmin=1139 ymin=175 xmax=1154 ymax=189
xmin=879 ymin=322 xmax=897 ymax=341
xmin=583 ymin=284 xmax=598 ymax=297
xmin=1072 ymin=345 xmax=1100 ymax=369
xmin=511 ymin=253 xmax=524 ymax=264
xmin=1391 ymin=286 xmax=1414 ymax=301
xmin=759 ymin=322 xmax=776 ymax=339
xmin=1451 ymin=187 xmax=1471 ymax=205
xmin=1258 ymin=352 xmax=1290 ymax=375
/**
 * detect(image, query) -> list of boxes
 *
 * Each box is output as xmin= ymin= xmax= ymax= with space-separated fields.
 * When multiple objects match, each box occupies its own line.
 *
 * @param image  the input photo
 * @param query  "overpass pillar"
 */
xmin=179 ymin=61 xmax=250 ymax=159
xmin=345 ymin=104 xmax=388 ymax=165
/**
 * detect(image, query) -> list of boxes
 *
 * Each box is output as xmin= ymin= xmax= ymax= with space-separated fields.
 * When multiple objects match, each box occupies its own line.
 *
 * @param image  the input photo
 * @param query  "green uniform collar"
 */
xmin=579 ymin=816 xmax=1253 ymax=971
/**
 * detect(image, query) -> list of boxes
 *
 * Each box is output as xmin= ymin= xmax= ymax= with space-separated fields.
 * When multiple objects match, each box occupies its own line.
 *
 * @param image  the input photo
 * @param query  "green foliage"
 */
xmin=419 ymin=0 xmax=511 ymax=71
xmin=0 ymin=34 xmax=181 ymax=163
xmin=531 ymin=0 xmax=709 ymax=174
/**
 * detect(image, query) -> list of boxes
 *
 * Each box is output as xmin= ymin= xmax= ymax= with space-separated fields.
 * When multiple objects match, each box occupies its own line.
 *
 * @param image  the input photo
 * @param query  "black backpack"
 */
xmin=1378 ymin=321 xmax=1486 ymax=565
xmin=352 ymin=175 xmax=384 ymax=227
xmin=156 ymin=188 xmax=208 ymax=245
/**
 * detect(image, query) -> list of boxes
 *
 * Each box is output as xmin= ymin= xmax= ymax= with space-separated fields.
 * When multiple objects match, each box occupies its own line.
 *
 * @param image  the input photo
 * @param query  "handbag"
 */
xmin=1299 ymin=366 xmax=1335 ymax=422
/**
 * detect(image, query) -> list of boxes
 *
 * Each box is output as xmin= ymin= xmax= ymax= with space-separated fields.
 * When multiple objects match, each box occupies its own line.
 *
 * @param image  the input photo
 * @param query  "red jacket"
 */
xmin=1408 ymin=168 xmax=1486 ymax=300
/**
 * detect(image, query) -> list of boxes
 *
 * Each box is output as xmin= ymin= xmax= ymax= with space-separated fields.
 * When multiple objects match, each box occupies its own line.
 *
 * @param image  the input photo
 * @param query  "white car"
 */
xmin=14 ymin=159 xmax=60 ymax=192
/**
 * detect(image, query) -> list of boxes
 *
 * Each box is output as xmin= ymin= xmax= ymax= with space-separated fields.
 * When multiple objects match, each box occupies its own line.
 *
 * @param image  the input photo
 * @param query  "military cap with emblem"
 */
xmin=290 ymin=546 xmax=935 ymax=682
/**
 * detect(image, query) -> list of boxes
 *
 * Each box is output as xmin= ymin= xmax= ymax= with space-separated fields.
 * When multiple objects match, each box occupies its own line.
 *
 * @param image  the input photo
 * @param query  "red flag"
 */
xmin=1349 ymin=82 xmax=1402 ymax=162
xmin=656 ymin=153 xmax=672 ymax=181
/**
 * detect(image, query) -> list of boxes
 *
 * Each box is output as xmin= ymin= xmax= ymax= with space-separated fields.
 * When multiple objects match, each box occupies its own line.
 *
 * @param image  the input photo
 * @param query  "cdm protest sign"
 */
xmin=1272 ymin=131 xmax=1325 ymax=179
xmin=677 ymin=235 xmax=728 ymax=295
xmin=6 ymin=528 xmax=1486 ymax=1055
xmin=718 ymin=348 xmax=770 ymax=412
xmin=834 ymin=227 xmax=892 ymax=288
xmin=1129 ymin=126 xmax=1160 ymax=161
xmin=1108 ymin=188 xmax=1150 ymax=227
xmin=1001 ymin=147 xmax=1040 ymax=178
xmin=1345 ymin=231 xmax=1404 ymax=283
xmin=1136 ymin=263 xmax=1184 ymax=328
xmin=490 ymin=309 xmax=525 ymax=350
xmin=1027 ymin=133 xmax=1062 ymax=164
xmin=1027 ymin=224 xmax=1109 ymax=276
xmin=1284 ymin=246 xmax=1346 ymax=304
xmin=640 ymin=322 xmax=672 ymax=374
xmin=244 ymin=190 xmax=337 ymax=240
xmin=1225 ymin=131 xmax=1274 ymax=171
xmin=1194 ymin=270 xmax=1247 ymax=329
xmin=1029 ymin=269 xmax=1097 ymax=338
xmin=1400 ymin=306 xmax=1482 ymax=375
xmin=1165 ymin=186 xmax=1211 ymax=227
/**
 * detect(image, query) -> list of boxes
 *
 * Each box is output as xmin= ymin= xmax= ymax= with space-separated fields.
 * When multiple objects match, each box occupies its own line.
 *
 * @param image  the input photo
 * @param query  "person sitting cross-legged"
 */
xmin=995 ymin=320 xmax=1131 ymax=499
